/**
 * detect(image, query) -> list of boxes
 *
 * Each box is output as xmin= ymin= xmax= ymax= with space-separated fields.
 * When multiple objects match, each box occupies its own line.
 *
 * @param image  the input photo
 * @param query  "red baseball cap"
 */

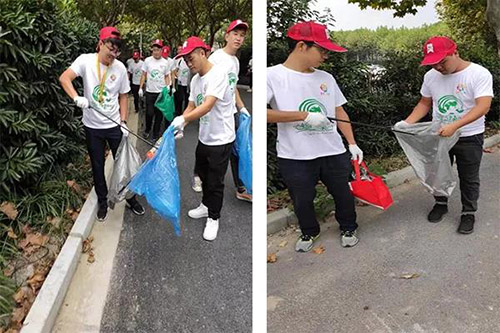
xmin=133 ymin=51 xmax=140 ymax=59
xmin=99 ymin=27 xmax=121 ymax=41
xmin=420 ymin=36 xmax=457 ymax=66
xmin=287 ymin=21 xmax=346 ymax=53
xmin=175 ymin=37 xmax=211 ymax=59
xmin=162 ymin=46 xmax=170 ymax=58
xmin=152 ymin=39 xmax=163 ymax=47
xmin=227 ymin=19 xmax=249 ymax=33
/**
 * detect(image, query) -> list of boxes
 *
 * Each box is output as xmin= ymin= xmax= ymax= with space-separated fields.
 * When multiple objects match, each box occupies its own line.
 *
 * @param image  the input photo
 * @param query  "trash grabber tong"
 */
xmin=326 ymin=116 xmax=415 ymax=135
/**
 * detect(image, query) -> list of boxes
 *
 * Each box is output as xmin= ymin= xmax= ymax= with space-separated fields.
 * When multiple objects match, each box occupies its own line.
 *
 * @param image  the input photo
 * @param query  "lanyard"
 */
xmin=96 ymin=55 xmax=108 ymax=103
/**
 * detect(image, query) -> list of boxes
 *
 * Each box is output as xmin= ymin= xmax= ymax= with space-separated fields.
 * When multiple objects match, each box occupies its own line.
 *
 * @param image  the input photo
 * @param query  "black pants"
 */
xmin=278 ymin=152 xmax=358 ymax=236
xmin=174 ymin=84 xmax=189 ymax=117
xmin=130 ymin=84 xmax=142 ymax=113
xmin=434 ymin=133 xmax=483 ymax=213
xmin=230 ymin=112 xmax=245 ymax=191
xmin=196 ymin=140 xmax=233 ymax=220
xmin=145 ymin=91 xmax=163 ymax=138
xmin=84 ymin=126 xmax=137 ymax=207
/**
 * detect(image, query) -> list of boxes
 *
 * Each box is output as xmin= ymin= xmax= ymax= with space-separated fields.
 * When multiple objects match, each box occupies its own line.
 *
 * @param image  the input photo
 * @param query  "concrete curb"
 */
xmin=267 ymin=133 xmax=500 ymax=235
xmin=21 ymin=100 xmax=141 ymax=332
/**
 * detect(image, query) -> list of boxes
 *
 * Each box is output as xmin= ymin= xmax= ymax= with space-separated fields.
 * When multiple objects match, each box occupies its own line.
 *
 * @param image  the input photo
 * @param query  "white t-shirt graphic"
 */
xmin=70 ymin=53 xmax=130 ymax=129
xmin=267 ymin=64 xmax=347 ymax=160
xmin=420 ymin=63 xmax=493 ymax=137
xmin=175 ymin=58 xmax=190 ymax=86
xmin=189 ymin=65 xmax=235 ymax=145
xmin=141 ymin=56 xmax=172 ymax=93
xmin=128 ymin=60 xmax=144 ymax=85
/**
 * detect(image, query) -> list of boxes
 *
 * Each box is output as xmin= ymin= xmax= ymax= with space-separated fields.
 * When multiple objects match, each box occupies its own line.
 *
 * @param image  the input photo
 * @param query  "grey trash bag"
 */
xmin=108 ymin=136 xmax=143 ymax=208
xmin=394 ymin=121 xmax=460 ymax=197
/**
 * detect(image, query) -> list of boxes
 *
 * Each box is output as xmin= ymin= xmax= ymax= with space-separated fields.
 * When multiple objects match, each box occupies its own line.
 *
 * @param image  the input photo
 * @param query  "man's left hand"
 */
xmin=438 ymin=123 xmax=458 ymax=137
xmin=240 ymin=107 xmax=250 ymax=116
xmin=348 ymin=144 xmax=364 ymax=164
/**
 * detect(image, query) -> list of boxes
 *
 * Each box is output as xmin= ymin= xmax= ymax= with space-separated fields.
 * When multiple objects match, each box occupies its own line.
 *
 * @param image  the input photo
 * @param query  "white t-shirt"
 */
xmin=189 ymin=64 xmax=235 ymax=145
xmin=421 ymin=62 xmax=494 ymax=137
xmin=126 ymin=58 xmax=134 ymax=70
xmin=209 ymin=49 xmax=239 ymax=114
xmin=267 ymin=64 xmax=348 ymax=160
xmin=70 ymin=53 xmax=130 ymax=129
xmin=128 ymin=60 xmax=144 ymax=85
xmin=175 ymin=58 xmax=190 ymax=86
xmin=141 ymin=56 xmax=172 ymax=93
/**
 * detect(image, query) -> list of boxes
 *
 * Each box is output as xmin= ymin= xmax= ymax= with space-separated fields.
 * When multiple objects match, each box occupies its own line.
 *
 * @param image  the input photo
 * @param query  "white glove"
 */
xmin=138 ymin=88 xmax=144 ymax=98
xmin=240 ymin=107 xmax=250 ymax=116
xmin=304 ymin=112 xmax=328 ymax=127
xmin=348 ymin=144 xmax=363 ymax=164
xmin=394 ymin=120 xmax=410 ymax=129
xmin=73 ymin=96 xmax=89 ymax=109
xmin=120 ymin=122 xmax=129 ymax=137
xmin=171 ymin=116 xmax=186 ymax=131
xmin=171 ymin=86 xmax=176 ymax=94
xmin=174 ymin=130 xmax=184 ymax=140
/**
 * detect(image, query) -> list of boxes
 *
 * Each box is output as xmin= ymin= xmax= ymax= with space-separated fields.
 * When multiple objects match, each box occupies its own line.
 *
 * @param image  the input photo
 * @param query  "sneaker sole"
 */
xmin=428 ymin=213 xmax=447 ymax=223
xmin=457 ymin=228 xmax=474 ymax=234
xmin=342 ymin=240 xmax=359 ymax=248
xmin=236 ymin=195 xmax=252 ymax=202
xmin=126 ymin=202 xmax=145 ymax=216
xmin=96 ymin=215 xmax=108 ymax=222
xmin=192 ymin=186 xmax=202 ymax=193
xmin=188 ymin=212 xmax=208 ymax=219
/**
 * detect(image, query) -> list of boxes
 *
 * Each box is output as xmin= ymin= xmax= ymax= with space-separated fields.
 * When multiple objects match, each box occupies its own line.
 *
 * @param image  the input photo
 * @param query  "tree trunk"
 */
xmin=486 ymin=0 xmax=500 ymax=56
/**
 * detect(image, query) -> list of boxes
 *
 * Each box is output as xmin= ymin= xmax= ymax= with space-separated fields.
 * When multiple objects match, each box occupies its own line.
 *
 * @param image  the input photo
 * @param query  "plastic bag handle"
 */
xmin=352 ymin=160 xmax=370 ymax=181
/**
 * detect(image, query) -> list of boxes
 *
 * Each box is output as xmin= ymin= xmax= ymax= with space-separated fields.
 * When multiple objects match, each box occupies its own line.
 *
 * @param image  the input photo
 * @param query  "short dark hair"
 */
xmin=287 ymin=38 xmax=314 ymax=53
xmin=103 ymin=37 xmax=122 ymax=50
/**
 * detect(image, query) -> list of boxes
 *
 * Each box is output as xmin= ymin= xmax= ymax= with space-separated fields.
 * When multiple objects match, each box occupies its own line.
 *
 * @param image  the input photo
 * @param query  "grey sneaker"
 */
xmin=295 ymin=234 xmax=320 ymax=252
xmin=341 ymin=230 xmax=359 ymax=248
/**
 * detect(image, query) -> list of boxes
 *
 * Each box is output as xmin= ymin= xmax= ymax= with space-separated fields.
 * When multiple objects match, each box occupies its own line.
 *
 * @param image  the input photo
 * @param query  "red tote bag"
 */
xmin=349 ymin=161 xmax=393 ymax=210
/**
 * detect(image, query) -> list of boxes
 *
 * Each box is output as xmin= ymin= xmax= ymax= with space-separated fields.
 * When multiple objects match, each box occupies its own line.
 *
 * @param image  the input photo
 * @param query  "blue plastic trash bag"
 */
xmin=235 ymin=113 xmax=252 ymax=194
xmin=128 ymin=127 xmax=181 ymax=235
xmin=107 ymin=136 xmax=143 ymax=209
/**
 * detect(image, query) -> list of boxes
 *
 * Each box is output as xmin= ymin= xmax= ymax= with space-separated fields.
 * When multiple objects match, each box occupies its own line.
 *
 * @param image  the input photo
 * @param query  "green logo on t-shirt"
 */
xmin=437 ymin=95 xmax=465 ymax=124
xmin=196 ymin=93 xmax=203 ymax=106
xmin=228 ymin=72 xmax=237 ymax=89
xmin=151 ymin=69 xmax=160 ymax=80
xmin=91 ymin=85 xmax=113 ymax=114
xmin=294 ymin=98 xmax=333 ymax=132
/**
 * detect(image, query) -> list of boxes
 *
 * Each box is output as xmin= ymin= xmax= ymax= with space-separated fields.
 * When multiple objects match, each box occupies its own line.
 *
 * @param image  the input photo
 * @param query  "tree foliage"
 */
xmin=0 ymin=0 xmax=98 ymax=196
xmin=348 ymin=0 xmax=427 ymax=17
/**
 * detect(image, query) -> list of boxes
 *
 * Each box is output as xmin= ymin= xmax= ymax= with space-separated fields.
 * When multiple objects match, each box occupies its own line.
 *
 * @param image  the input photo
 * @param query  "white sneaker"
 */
xmin=188 ymin=203 xmax=208 ymax=219
xmin=203 ymin=218 xmax=219 ymax=241
xmin=192 ymin=176 xmax=202 ymax=192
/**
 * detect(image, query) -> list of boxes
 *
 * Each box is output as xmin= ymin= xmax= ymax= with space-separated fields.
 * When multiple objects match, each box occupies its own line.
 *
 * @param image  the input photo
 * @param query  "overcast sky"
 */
xmin=313 ymin=0 xmax=439 ymax=31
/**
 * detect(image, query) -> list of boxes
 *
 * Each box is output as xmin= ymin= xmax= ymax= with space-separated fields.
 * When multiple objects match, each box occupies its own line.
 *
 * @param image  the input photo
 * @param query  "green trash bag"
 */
xmin=154 ymin=86 xmax=175 ymax=121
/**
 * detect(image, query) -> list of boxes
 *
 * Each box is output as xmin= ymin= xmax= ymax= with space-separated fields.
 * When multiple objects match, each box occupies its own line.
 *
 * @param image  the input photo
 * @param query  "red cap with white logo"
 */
xmin=175 ymin=37 xmax=211 ymax=59
xmin=132 ymin=51 xmax=140 ymax=59
xmin=287 ymin=21 xmax=346 ymax=52
xmin=227 ymin=19 xmax=249 ymax=33
xmin=162 ymin=46 xmax=170 ymax=58
xmin=152 ymin=39 xmax=163 ymax=47
xmin=421 ymin=36 xmax=457 ymax=66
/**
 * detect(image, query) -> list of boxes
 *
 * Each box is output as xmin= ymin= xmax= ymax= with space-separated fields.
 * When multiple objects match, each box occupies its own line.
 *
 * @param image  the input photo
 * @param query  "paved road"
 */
xmin=268 ymin=147 xmax=500 ymax=333
xmin=101 ymin=91 xmax=252 ymax=332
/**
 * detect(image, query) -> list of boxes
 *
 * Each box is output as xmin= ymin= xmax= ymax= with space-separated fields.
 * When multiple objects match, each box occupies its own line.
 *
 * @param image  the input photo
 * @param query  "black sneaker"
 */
xmin=457 ymin=214 xmax=475 ymax=234
xmin=427 ymin=204 xmax=448 ymax=223
xmin=96 ymin=204 xmax=108 ymax=222
xmin=126 ymin=197 xmax=145 ymax=216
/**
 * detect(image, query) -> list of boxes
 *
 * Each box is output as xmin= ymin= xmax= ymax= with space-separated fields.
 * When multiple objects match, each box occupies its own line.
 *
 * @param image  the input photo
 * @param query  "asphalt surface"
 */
xmin=101 ymin=90 xmax=252 ymax=332
xmin=267 ymin=147 xmax=500 ymax=333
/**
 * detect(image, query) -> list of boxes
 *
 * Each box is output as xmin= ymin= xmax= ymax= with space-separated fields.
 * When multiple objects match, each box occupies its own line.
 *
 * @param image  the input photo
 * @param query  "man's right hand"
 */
xmin=304 ymin=112 xmax=328 ymax=127
xmin=394 ymin=120 xmax=410 ymax=129
xmin=138 ymin=88 xmax=144 ymax=98
xmin=73 ymin=96 xmax=89 ymax=109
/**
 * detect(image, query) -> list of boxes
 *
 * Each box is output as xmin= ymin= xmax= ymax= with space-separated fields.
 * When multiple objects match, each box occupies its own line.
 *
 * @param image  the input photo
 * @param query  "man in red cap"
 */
xmin=128 ymin=50 xmax=144 ymax=113
xmin=267 ymin=21 xmax=363 ymax=252
xmin=201 ymin=19 xmax=252 ymax=202
xmin=173 ymin=44 xmax=191 ymax=118
xmin=395 ymin=36 xmax=493 ymax=233
xmin=59 ymin=27 xmax=145 ymax=221
xmin=138 ymin=39 xmax=174 ymax=140
xmin=170 ymin=36 xmax=235 ymax=241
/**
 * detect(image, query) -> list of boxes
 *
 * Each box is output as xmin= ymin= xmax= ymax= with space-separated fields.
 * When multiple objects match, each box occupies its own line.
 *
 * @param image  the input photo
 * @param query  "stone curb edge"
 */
xmin=267 ymin=133 xmax=500 ymax=235
xmin=21 ymin=159 xmax=113 ymax=333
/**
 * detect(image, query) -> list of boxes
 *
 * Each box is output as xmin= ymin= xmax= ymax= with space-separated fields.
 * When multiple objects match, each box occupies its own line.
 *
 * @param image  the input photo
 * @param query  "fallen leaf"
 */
xmin=483 ymin=148 xmax=493 ymax=153
xmin=3 ymin=264 xmax=14 ymax=277
xmin=13 ymin=288 xmax=26 ymax=304
xmin=312 ymin=245 xmax=325 ymax=254
xmin=18 ymin=233 xmax=49 ymax=249
xmin=0 ymin=201 xmax=18 ymax=220
xmin=7 ymin=227 xmax=17 ymax=239
xmin=279 ymin=240 xmax=288 ymax=247
xmin=67 ymin=180 xmax=82 ymax=194
xmin=363 ymin=305 xmax=370 ymax=310
xmin=70 ymin=212 xmax=79 ymax=221
xmin=47 ymin=216 xmax=62 ymax=228
xmin=399 ymin=273 xmax=420 ymax=279
xmin=21 ymin=224 xmax=32 ymax=235
xmin=267 ymin=253 xmax=277 ymax=263
xmin=11 ymin=305 xmax=28 ymax=324
xmin=87 ymin=251 xmax=95 ymax=263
